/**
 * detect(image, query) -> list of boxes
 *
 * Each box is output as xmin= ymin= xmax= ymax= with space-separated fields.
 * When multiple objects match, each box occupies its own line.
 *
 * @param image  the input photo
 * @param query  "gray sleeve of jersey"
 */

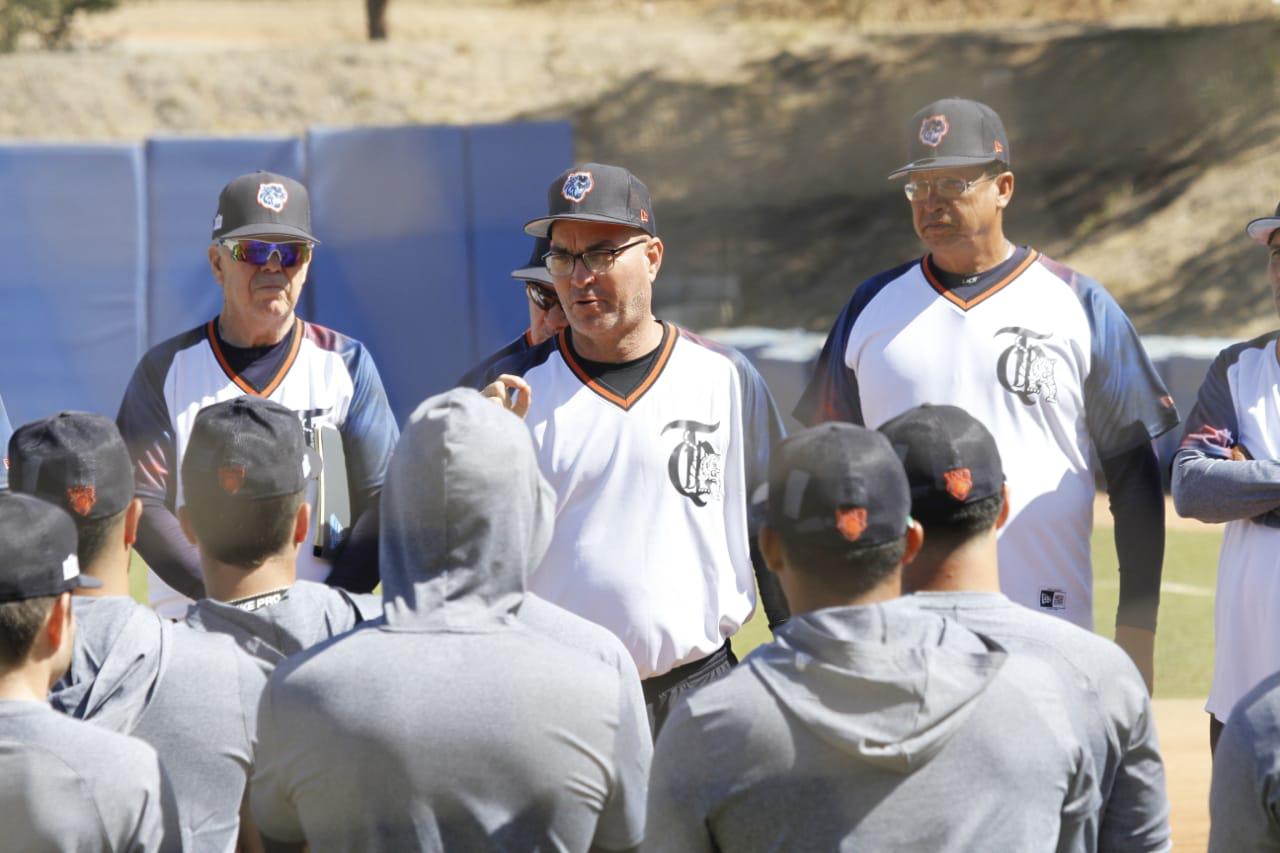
xmin=1172 ymin=452 xmax=1280 ymax=523
xmin=249 ymin=681 xmax=307 ymax=844
xmin=593 ymin=653 xmax=652 ymax=851
xmin=1209 ymin=711 xmax=1280 ymax=852
xmin=1098 ymin=665 xmax=1172 ymax=852
xmin=643 ymin=701 xmax=718 ymax=853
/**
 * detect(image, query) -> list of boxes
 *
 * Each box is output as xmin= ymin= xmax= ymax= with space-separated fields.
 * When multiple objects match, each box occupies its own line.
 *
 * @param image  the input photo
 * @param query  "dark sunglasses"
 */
xmin=222 ymin=239 xmax=314 ymax=267
xmin=526 ymin=282 xmax=559 ymax=312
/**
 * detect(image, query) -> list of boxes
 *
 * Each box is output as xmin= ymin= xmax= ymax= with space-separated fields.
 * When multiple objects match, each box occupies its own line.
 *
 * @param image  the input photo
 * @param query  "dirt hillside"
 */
xmin=2 ymin=0 xmax=1278 ymax=334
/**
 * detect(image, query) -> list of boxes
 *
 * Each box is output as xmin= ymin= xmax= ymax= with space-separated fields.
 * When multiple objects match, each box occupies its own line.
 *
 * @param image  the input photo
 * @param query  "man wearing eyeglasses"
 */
xmin=117 ymin=171 xmax=399 ymax=617
xmin=458 ymin=236 xmax=568 ymax=389
xmin=479 ymin=163 xmax=790 ymax=734
xmin=796 ymin=98 xmax=1177 ymax=692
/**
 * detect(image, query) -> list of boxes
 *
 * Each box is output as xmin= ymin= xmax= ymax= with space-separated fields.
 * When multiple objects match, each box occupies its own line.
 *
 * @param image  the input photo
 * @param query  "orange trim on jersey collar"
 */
xmin=557 ymin=322 xmax=677 ymax=411
xmin=205 ymin=318 xmax=303 ymax=397
xmin=921 ymin=249 xmax=1040 ymax=311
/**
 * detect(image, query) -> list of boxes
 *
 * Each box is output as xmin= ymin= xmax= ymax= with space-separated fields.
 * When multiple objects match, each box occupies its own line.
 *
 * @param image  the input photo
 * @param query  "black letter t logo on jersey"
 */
xmin=662 ymin=420 xmax=723 ymax=507
xmin=994 ymin=327 xmax=1058 ymax=405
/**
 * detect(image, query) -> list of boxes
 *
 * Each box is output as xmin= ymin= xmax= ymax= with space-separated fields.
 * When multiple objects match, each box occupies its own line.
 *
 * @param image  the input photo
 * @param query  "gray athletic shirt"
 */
xmin=251 ymin=389 xmax=650 ymax=852
xmin=645 ymin=597 xmax=1099 ymax=852
xmin=49 ymin=596 xmax=266 ymax=853
xmin=0 ymin=699 xmax=170 ymax=852
xmin=1210 ymin=669 xmax=1280 ymax=851
xmin=185 ymin=579 xmax=380 ymax=665
xmin=915 ymin=591 xmax=1171 ymax=852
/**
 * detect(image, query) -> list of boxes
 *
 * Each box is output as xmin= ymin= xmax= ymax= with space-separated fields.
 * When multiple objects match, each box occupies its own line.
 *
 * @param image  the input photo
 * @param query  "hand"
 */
xmin=480 ymin=374 xmax=532 ymax=419
xmin=1114 ymin=624 xmax=1155 ymax=695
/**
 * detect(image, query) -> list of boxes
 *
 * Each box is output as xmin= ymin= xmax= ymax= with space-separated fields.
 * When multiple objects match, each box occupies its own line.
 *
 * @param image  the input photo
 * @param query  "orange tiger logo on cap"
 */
xmin=944 ymin=468 xmax=973 ymax=502
xmin=67 ymin=485 xmax=97 ymax=517
xmin=835 ymin=507 xmax=868 ymax=542
xmin=218 ymin=466 xmax=246 ymax=495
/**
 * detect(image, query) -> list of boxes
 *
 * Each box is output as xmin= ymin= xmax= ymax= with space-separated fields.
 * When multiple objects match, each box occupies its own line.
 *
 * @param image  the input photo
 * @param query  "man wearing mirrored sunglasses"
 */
xmin=117 ymin=171 xmax=399 ymax=617
xmin=796 ymin=98 xmax=1177 ymax=692
xmin=478 ymin=163 xmax=790 ymax=735
xmin=458 ymin=236 xmax=568 ymax=389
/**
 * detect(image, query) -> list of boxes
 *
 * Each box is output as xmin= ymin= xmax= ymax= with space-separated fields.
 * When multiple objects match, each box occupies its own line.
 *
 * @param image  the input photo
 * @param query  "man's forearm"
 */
xmin=1103 ymin=442 xmax=1164 ymax=633
xmin=1172 ymin=452 xmax=1280 ymax=523
xmin=135 ymin=499 xmax=205 ymax=600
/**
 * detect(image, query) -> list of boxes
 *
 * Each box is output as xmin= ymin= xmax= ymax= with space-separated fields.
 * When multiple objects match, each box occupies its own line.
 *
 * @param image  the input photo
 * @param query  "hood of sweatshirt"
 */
xmin=48 ymin=596 xmax=169 ymax=734
xmin=378 ymin=388 xmax=556 ymax=630
xmin=750 ymin=597 xmax=1006 ymax=773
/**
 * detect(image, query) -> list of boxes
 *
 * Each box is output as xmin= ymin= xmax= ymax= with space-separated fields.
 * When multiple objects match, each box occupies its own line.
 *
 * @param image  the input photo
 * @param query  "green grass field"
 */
xmin=731 ymin=526 xmax=1223 ymax=699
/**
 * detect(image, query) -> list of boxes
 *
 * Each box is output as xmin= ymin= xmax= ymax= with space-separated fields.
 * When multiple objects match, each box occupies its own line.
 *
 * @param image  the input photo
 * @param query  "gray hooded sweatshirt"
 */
xmin=0 ymin=699 xmax=170 ymax=852
xmin=915 ymin=591 xmax=1170 ymax=852
xmin=1210 ymin=668 xmax=1280 ymax=851
xmin=185 ymin=580 xmax=380 ymax=666
xmin=50 ymin=595 xmax=266 ymax=853
xmin=252 ymin=389 xmax=651 ymax=852
xmin=645 ymin=597 xmax=1099 ymax=852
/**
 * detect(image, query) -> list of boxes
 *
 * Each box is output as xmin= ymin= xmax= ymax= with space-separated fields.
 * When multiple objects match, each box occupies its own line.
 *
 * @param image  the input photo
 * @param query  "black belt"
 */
xmin=642 ymin=640 xmax=734 ymax=704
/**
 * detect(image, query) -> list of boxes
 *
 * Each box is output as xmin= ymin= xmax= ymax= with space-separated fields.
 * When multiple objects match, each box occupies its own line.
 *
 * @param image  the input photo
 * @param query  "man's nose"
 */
xmin=261 ymin=251 xmax=285 ymax=273
xmin=570 ymin=258 xmax=595 ymax=287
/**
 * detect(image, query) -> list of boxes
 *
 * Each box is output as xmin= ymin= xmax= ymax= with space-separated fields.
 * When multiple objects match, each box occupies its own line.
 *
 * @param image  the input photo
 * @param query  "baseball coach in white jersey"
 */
xmin=117 ymin=172 xmax=399 ymax=617
xmin=477 ymin=163 xmax=790 ymax=733
xmin=1173 ymin=200 xmax=1280 ymax=752
xmin=796 ymin=98 xmax=1178 ymax=691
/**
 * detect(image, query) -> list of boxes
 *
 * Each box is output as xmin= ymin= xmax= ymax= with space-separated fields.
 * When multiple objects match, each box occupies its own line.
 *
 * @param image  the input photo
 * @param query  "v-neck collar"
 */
xmin=557 ymin=322 xmax=677 ymax=411
xmin=920 ymin=249 xmax=1039 ymax=311
xmin=205 ymin=317 xmax=303 ymax=397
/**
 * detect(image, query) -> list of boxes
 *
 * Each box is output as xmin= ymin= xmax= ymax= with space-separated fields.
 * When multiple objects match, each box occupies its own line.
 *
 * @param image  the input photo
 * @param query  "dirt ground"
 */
xmin=1156 ymin=699 xmax=1212 ymax=849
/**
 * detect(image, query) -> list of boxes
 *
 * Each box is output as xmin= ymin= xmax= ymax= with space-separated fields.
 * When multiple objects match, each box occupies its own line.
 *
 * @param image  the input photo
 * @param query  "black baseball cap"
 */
xmin=8 ymin=412 xmax=135 ymax=521
xmin=888 ymin=98 xmax=1011 ymax=180
xmin=211 ymin=171 xmax=320 ymax=244
xmin=763 ymin=423 xmax=911 ymax=551
xmin=181 ymin=397 xmax=317 ymax=503
xmin=879 ymin=404 xmax=1004 ymax=517
xmin=524 ymin=163 xmax=656 ymax=239
xmin=509 ymin=236 xmax=555 ymax=287
xmin=1246 ymin=201 xmax=1280 ymax=245
xmin=0 ymin=493 xmax=102 ymax=602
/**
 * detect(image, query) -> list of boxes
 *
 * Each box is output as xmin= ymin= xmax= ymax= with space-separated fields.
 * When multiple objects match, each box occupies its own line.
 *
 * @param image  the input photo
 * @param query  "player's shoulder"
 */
xmin=301 ymin=320 xmax=367 ymax=357
xmin=675 ymin=326 xmax=760 ymax=374
xmin=488 ymin=333 xmax=560 ymax=381
xmin=133 ymin=322 xmax=209 ymax=375
xmin=1033 ymin=252 xmax=1121 ymax=306
xmin=1213 ymin=329 xmax=1280 ymax=372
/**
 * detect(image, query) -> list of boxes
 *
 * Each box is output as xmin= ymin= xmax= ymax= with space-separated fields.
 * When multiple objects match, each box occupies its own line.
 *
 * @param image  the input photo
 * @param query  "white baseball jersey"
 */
xmin=1176 ymin=332 xmax=1280 ymax=721
xmin=798 ymin=251 xmax=1177 ymax=628
xmin=485 ymin=323 xmax=783 ymax=679
xmin=118 ymin=318 xmax=398 ymax=617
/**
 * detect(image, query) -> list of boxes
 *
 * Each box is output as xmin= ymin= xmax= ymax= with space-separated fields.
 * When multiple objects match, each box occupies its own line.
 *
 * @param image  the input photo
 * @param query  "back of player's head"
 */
xmin=181 ymin=397 xmax=311 ymax=569
xmin=879 ymin=404 xmax=1005 ymax=544
xmin=0 ymin=493 xmax=99 ymax=668
xmin=763 ymin=423 xmax=912 ymax=597
xmin=8 ymin=412 xmax=135 ymax=568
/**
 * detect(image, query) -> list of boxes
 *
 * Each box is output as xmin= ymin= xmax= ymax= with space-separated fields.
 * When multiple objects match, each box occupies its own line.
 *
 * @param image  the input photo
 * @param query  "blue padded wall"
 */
xmin=145 ymin=137 xmax=305 ymax=345
xmin=465 ymin=122 xmax=574 ymax=362
xmin=305 ymin=125 xmax=472 ymax=422
xmin=0 ymin=144 xmax=145 ymax=424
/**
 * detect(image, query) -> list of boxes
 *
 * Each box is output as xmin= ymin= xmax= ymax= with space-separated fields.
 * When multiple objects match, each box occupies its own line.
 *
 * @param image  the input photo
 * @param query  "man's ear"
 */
xmin=178 ymin=505 xmax=198 ymax=546
xmin=995 ymin=483 xmax=1012 ymax=530
xmin=645 ymin=237 xmax=664 ymax=282
xmin=293 ymin=501 xmax=311 ymax=546
xmin=123 ymin=498 xmax=143 ymax=549
xmin=45 ymin=592 xmax=72 ymax=653
xmin=759 ymin=525 xmax=785 ymax=576
xmin=995 ymin=172 xmax=1015 ymax=210
xmin=208 ymin=244 xmax=225 ymax=285
xmin=901 ymin=518 xmax=925 ymax=566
